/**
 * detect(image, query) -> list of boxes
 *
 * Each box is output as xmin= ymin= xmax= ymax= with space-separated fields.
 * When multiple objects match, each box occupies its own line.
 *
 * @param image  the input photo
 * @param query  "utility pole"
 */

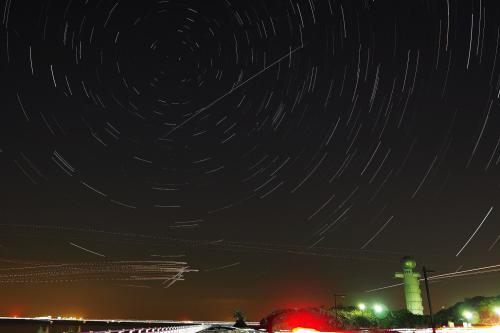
xmin=333 ymin=294 xmax=346 ymax=324
xmin=422 ymin=266 xmax=436 ymax=333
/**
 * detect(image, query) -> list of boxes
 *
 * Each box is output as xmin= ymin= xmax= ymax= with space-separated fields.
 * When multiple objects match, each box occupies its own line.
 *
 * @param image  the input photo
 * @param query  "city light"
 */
xmin=358 ymin=303 xmax=367 ymax=311
xmin=494 ymin=307 xmax=500 ymax=316
xmin=373 ymin=304 xmax=384 ymax=313
xmin=463 ymin=310 xmax=473 ymax=321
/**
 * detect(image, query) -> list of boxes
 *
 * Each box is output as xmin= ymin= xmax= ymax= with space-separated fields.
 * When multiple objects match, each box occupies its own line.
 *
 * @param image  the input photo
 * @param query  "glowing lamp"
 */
xmin=463 ymin=310 xmax=473 ymax=320
xmin=494 ymin=307 xmax=500 ymax=316
xmin=358 ymin=303 xmax=366 ymax=311
xmin=373 ymin=304 xmax=384 ymax=313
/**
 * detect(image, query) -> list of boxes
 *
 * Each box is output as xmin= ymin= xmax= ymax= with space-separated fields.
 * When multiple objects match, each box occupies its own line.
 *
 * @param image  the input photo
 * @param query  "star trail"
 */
xmin=0 ymin=0 xmax=499 ymax=321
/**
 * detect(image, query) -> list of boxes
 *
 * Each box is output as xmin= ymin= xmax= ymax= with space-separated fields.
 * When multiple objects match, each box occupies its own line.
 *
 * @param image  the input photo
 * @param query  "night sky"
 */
xmin=0 ymin=0 xmax=499 ymax=322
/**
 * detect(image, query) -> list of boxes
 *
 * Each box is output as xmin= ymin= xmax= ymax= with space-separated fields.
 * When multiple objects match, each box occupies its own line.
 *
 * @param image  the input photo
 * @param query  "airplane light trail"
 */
xmin=366 ymin=263 xmax=500 ymax=293
xmin=69 ymin=242 xmax=106 ymax=258
xmin=159 ymin=44 xmax=306 ymax=138
xmin=0 ymin=261 xmax=197 ymax=286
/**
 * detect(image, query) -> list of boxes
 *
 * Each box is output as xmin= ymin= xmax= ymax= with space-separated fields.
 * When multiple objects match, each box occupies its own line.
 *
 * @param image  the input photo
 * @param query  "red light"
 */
xmin=292 ymin=327 xmax=319 ymax=333
xmin=279 ymin=309 xmax=336 ymax=332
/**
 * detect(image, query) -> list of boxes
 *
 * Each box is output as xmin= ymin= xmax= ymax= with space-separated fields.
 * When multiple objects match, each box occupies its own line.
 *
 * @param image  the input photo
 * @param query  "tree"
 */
xmin=233 ymin=309 xmax=248 ymax=328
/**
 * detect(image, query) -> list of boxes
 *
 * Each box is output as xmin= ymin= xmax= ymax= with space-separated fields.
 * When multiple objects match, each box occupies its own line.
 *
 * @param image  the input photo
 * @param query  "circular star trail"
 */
xmin=1 ymin=0 xmax=500 ymax=317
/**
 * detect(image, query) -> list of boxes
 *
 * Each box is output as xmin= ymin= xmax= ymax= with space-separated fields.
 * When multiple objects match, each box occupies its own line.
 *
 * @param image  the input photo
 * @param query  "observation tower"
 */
xmin=395 ymin=256 xmax=424 ymax=315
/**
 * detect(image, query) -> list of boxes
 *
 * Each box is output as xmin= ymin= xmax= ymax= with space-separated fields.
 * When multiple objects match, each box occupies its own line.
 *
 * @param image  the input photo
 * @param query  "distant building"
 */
xmin=395 ymin=256 xmax=424 ymax=315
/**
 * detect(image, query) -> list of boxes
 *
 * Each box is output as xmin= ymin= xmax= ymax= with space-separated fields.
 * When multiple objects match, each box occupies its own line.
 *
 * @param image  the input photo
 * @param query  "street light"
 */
xmin=358 ymin=303 xmax=367 ymax=311
xmin=494 ymin=307 xmax=500 ymax=316
xmin=373 ymin=304 xmax=384 ymax=314
xmin=463 ymin=310 xmax=473 ymax=321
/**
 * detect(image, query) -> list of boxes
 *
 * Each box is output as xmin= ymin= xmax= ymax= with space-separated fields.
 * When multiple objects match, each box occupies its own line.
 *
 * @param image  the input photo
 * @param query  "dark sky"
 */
xmin=0 ymin=0 xmax=499 ymax=321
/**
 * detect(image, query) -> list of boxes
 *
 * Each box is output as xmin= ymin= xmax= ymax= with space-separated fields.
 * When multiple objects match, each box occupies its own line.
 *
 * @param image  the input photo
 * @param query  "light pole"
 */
xmin=422 ymin=266 xmax=436 ymax=333
xmin=358 ymin=303 xmax=367 ymax=311
xmin=357 ymin=303 xmax=367 ymax=320
xmin=333 ymin=294 xmax=346 ymax=324
xmin=463 ymin=310 xmax=473 ymax=326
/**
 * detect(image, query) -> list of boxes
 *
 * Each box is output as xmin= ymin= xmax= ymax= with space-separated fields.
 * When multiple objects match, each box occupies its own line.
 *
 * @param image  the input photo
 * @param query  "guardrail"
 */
xmin=78 ymin=324 xmax=213 ymax=333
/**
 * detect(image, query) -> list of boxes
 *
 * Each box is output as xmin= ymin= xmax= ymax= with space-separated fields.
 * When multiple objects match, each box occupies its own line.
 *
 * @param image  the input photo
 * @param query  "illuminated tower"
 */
xmin=395 ymin=256 xmax=424 ymax=315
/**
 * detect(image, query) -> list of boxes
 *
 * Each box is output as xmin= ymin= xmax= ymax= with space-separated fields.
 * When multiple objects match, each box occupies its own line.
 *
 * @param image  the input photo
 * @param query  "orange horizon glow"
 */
xmin=292 ymin=327 xmax=320 ymax=333
xmin=291 ymin=328 xmax=340 ymax=333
